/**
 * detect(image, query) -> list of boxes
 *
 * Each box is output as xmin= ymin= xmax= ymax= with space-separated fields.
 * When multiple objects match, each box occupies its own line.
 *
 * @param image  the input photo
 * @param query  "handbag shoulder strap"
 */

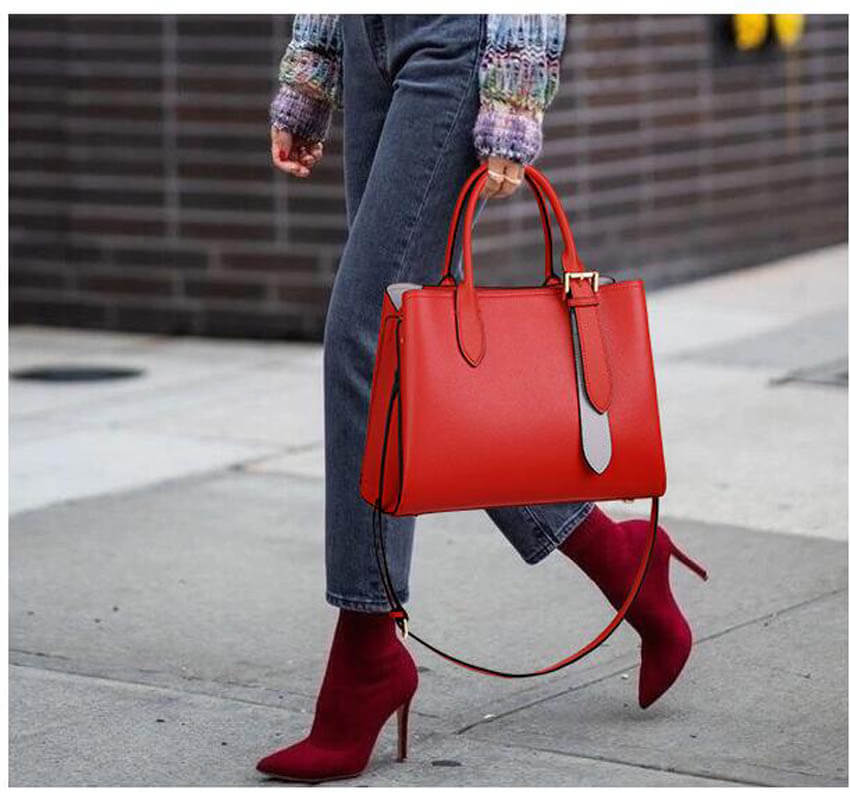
xmin=371 ymin=324 xmax=659 ymax=678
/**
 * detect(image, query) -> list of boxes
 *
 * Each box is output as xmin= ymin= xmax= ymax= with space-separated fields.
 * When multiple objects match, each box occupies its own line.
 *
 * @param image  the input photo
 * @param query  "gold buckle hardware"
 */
xmin=390 ymin=609 xmax=409 ymax=640
xmin=565 ymin=271 xmax=600 ymax=296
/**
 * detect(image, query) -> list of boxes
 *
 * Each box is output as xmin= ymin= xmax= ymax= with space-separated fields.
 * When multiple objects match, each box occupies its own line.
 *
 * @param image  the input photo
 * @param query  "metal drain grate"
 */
xmin=771 ymin=359 xmax=848 ymax=388
xmin=11 ymin=365 xmax=144 ymax=383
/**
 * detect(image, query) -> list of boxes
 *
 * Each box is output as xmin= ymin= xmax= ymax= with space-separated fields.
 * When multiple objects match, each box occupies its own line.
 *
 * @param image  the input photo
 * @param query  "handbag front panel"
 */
xmin=394 ymin=281 xmax=666 ymax=516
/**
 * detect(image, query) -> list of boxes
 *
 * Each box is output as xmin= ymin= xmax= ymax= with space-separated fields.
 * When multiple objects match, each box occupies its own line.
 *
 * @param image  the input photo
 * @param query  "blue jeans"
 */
xmin=323 ymin=15 xmax=592 ymax=612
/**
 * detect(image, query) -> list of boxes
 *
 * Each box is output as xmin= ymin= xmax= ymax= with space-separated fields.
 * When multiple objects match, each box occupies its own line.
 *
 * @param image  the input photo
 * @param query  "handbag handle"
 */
xmin=371 ymin=322 xmax=659 ymax=678
xmin=440 ymin=166 xmax=559 ymax=286
xmin=454 ymin=165 xmax=585 ymax=366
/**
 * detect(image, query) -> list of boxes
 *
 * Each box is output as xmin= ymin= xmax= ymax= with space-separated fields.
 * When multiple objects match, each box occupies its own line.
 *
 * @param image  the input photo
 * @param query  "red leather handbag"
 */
xmin=360 ymin=164 xmax=666 ymax=677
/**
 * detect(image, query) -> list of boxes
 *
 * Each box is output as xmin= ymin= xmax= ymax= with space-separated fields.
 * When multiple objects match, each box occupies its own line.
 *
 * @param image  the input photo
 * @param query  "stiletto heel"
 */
xmin=670 ymin=541 xmax=709 ymax=581
xmin=396 ymin=699 xmax=412 ymax=762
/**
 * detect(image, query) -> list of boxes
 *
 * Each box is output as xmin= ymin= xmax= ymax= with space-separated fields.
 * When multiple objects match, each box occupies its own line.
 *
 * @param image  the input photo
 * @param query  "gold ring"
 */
xmin=503 ymin=174 xmax=522 ymax=185
xmin=487 ymin=170 xmax=505 ymax=182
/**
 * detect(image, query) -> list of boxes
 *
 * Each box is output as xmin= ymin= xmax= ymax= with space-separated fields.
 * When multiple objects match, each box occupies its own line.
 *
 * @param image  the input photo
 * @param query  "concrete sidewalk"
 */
xmin=9 ymin=246 xmax=848 ymax=786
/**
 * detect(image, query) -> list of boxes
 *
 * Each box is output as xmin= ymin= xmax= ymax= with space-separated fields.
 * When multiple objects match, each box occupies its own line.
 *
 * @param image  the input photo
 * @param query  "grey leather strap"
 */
xmin=570 ymin=310 xmax=612 ymax=473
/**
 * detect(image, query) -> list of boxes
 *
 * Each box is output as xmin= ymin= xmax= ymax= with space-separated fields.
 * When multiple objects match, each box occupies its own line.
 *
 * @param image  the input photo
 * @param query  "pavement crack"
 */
xmin=456 ymin=585 xmax=846 ymax=736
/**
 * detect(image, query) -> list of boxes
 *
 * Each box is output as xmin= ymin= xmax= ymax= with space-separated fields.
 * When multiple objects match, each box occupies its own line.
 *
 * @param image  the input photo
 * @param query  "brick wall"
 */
xmin=10 ymin=15 xmax=848 ymax=339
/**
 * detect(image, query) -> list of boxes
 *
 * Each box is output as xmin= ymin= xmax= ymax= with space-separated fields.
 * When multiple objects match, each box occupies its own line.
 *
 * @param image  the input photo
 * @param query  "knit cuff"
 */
xmin=473 ymin=104 xmax=543 ymax=165
xmin=269 ymin=83 xmax=333 ymax=144
xmin=278 ymin=46 xmax=341 ymax=109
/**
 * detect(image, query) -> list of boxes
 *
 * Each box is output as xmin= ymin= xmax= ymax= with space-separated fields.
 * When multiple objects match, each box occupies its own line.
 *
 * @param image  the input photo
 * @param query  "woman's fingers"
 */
xmin=297 ymin=142 xmax=323 ymax=169
xmin=270 ymin=128 xmax=319 ymax=178
xmin=270 ymin=128 xmax=308 ymax=176
xmin=481 ymin=158 xmax=506 ymax=199
xmin=481 ymin=158 xmax=525 ymax=198
xmin=279 ymin=158 xmax=310 ymax=177
xmin=488 ymin=158 xmax=524 ymax=199
xmin=270 ymin=127 xmax=294 ymax=172
xmin=307 ymin=142 xmax=324 ymax=164
xmin=495 ymin=160 xmax=524 ymax=198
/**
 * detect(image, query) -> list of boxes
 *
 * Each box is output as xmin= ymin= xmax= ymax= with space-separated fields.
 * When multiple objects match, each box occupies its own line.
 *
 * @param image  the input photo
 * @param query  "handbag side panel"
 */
xmin=394 ymin=281 xmax=666 ymax=516
xmin=359 ymin=295 xmax=404 ymax=510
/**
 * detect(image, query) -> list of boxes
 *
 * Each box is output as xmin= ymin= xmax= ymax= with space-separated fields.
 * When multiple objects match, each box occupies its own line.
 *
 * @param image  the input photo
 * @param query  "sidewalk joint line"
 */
xmin=10 ymin=451 xmax=320 ymax=518
xmin=9 ymin=658 xmax=314 ymax=715
xmin=456 ymin=585 xmax=846 ymax=736
xmin=464 ymin=734 xmax=835 ymax=786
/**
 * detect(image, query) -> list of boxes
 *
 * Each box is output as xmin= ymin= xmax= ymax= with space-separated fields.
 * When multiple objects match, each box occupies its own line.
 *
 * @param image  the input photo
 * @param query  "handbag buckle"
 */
xmin=390 ymin=609 xmax=410 ymax=640
xmin=565 ymin=271 xmax=599 ymax=296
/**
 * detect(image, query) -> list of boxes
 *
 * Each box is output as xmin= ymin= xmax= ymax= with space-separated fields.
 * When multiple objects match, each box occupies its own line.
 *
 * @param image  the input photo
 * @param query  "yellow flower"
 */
xmin=733 ymin=14 xmax=769 ymax=51
xmin=773 ymin=14 xmax=805 ymax=49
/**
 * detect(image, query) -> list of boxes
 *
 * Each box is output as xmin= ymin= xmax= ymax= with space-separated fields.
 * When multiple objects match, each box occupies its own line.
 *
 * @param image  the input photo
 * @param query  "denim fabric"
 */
xmin=323 ymin=15 xmax=592 ymax=612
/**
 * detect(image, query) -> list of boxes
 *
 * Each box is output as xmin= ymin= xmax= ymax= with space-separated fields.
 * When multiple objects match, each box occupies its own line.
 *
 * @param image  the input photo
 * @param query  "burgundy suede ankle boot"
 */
xmin=560 ymin=506 xmax=707 ymax=708
xmin=256 ymin=609 xmax=418 ymax=782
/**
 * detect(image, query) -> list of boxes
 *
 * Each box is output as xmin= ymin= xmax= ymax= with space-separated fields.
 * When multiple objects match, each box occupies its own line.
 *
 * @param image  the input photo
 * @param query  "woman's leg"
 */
xmin=325 ymin=15 xmax=491 ymax=611
xmin=325 ymin=15 xmax=593 ymax=616
xmin=323 ymin=16 xmax=405 ymax=613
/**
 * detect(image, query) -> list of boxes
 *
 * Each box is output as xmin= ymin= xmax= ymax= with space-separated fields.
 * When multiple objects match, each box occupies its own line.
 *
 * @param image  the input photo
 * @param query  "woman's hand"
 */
xmin=481 ymin=156 xmax=524 ymax=199
xmin=270 ymin=127 xmax=324 ymax=178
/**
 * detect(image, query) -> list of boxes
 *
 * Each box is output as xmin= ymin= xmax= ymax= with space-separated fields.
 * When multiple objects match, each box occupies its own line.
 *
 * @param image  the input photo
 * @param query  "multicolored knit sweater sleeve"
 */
xmin=270 ymin=15 xmax=565 ymax=164
xmin=474 ymin=15 xmax=565 ymax=163
xmin=269 ymin=15 xmax=342 ymax=145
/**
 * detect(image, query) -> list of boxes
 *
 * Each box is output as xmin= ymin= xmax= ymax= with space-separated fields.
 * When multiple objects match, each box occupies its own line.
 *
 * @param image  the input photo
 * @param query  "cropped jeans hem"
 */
xmin=326 ymin=589 xmax=409 ymax=613
xmin=519 ymin=501 xmax=595 ymax=564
